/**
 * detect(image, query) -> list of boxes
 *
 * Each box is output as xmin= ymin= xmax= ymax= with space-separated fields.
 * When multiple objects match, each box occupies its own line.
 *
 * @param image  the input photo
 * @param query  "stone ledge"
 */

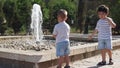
xmin=0 ymin=39 xmax=120 ymax=63
xmin=0 ymin=39 xmax=120 ymax=68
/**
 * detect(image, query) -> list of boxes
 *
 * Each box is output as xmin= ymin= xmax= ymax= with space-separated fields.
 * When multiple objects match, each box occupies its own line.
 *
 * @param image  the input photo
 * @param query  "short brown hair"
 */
xmin=57 ymin=9 xmax=68 ymax=19
xmin=97 ymin=5 xmax=109 ymax=14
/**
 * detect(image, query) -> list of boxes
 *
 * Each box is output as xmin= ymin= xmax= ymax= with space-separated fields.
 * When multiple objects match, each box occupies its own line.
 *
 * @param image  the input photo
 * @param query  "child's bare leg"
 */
xmin=106 ymin=49 xmax=112 ymax=59
xmin=97 ymin=49 xmax=107 ymax=65
xmin=64 ymin=55 xmax=70 ymax=66
xmin=106 ymin=49 xmax=113 ymax=65
xmin=58 ymin=56 xmax=64 ymax=68
xmin=101 ymin=49 xmax=106 ymax=61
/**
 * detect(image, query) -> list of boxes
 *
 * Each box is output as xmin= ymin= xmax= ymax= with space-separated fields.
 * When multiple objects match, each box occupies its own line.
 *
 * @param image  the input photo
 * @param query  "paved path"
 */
xmin=71 ymin=49 xmax=120 ymax=68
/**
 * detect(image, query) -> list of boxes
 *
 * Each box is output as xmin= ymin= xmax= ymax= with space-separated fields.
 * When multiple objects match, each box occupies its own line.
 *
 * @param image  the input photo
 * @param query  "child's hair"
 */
xmin=57 ymin=9 xmax=68 ymax=19
xmin=97 ymin=5 xmax=109 ymax=14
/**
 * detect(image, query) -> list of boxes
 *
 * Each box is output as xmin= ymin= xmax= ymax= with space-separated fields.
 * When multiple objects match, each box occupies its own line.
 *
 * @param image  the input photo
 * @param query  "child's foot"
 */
xmin=108 ymin=59 xmax=114 ymax=65
xmin=97 ymin=61 xmax=106 ymax=65
xmin=64 ymin=65 xmax=70 ymax=68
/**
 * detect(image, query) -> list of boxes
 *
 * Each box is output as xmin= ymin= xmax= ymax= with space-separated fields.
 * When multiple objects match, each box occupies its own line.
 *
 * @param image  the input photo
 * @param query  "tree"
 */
xmin=48 ymin=0 xmax=76 ymax=32
xmin=0 ymin=0 xmax=7 ymax=35
xmin=16 ymin=0 xmax=32 ymax=34
xmin=3 ymin=0 xmax=17 ymax=34
xmin=3 ymin=0 xmax=32 ymax=35
xmin=77 ymin=0 xmax=87 ymax=33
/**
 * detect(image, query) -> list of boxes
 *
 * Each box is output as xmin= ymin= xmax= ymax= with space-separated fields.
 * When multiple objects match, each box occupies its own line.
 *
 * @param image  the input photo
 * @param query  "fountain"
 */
xmin=31 ymin=4 xmax=43 ymax=44
xmin=0 ymin=4 xmax=53 ymax=51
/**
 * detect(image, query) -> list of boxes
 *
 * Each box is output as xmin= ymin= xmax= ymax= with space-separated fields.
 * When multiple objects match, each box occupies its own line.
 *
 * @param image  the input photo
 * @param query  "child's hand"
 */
xmin=105 ymin=17 xmax=111 ymax=23
xmin=88 ymin=35 xmax=93 ymax=40
xmin=105 ymin=17 xmax=116 ymax=28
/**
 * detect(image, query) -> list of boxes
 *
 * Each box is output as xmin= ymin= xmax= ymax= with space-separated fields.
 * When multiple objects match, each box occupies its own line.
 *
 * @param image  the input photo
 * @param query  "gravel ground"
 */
xmin=50 ymin=49 xmax=120 ymax=68
xmin=71 ymin=49 xmax=120 ymax=68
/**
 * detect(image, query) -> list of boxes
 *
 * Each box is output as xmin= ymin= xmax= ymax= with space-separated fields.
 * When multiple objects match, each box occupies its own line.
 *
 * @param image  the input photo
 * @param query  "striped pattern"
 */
xmin=95 ymin=18 xmax=113 ymax=39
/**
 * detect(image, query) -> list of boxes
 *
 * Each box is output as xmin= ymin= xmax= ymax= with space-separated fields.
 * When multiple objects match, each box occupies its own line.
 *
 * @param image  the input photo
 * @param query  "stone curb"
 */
xmin=0 ymin=39 xmax=119 ymax=63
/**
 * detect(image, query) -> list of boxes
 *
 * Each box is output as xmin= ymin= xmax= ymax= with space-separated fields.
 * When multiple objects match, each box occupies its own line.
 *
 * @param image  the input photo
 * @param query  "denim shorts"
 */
xmin=56 ymin=41 xmax=70 ymax=57
xmin=98 ymin=39 xmax=112 ymax=50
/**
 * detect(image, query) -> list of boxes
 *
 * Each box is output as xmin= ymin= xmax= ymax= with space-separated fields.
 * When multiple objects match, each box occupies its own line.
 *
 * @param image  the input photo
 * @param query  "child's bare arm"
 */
xmin=88 ymin=29 xmax=98 ymax=40
xmin=106 ymin=17 xmax=116 ymax=28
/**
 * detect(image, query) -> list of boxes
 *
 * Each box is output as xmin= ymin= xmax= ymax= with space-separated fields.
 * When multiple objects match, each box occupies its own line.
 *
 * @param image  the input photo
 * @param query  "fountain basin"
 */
xmin=0 ymin=36 xmax=120 ymax=68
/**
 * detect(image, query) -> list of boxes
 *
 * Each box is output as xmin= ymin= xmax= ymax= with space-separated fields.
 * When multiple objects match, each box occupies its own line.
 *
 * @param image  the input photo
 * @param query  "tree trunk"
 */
xmin=78 ymin=0 xmax=87 ymax=33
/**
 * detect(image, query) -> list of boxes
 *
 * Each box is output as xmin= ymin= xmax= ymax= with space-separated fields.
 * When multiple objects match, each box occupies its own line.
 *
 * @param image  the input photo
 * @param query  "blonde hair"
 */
xmin=57 ymin=9 xmax=68 ymax=20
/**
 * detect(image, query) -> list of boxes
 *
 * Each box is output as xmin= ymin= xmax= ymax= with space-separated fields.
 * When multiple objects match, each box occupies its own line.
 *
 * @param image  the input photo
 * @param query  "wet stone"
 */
xmin=0 ymin=38 xmax=96 ymax=51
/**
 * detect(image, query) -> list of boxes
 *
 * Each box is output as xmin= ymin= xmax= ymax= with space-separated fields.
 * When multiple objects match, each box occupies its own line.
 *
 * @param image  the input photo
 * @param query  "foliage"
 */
xmin=0 ymin=0 xmax=120 ymax=35
xmin=0 ymin=0 xmax=7 ymax=35
xmin=48 ymin=0 xmax=76 ymax=32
